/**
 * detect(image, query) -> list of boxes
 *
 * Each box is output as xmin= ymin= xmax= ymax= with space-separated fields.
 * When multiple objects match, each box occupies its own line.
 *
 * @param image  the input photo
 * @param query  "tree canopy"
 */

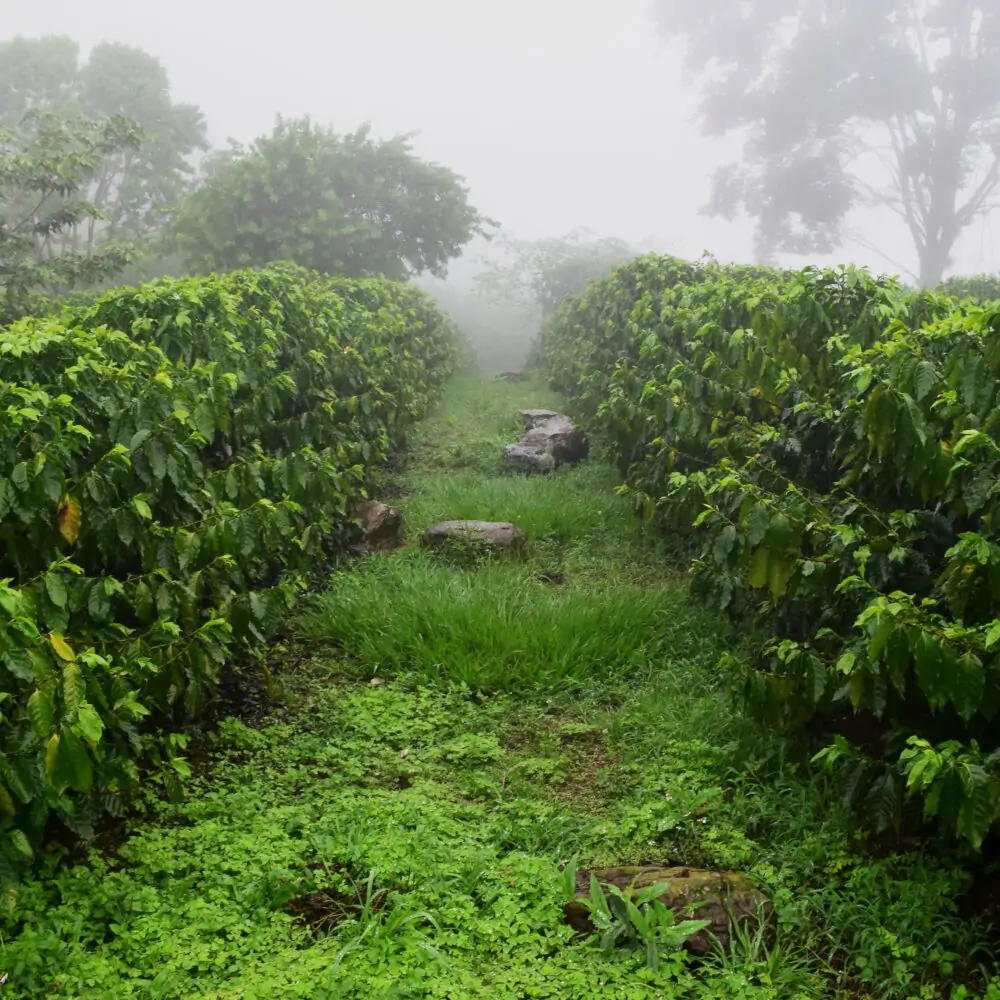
xmin=0 ymin=35 xmax=207 ymax=251
xmin=474 ymin=229 xmax=636 ymax=318
xmin=172 ymin=117 xmax=490 ymax=280
xmin=651 ymin=0 xmax=1000 ymax=285
xmin=0 ymin=111 xmax=140 ymax=321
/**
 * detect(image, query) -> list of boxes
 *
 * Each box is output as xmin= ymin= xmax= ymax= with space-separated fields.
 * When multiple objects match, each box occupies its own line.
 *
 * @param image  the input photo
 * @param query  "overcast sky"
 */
xmin=6 ymin=0 xmax=999 ymax=279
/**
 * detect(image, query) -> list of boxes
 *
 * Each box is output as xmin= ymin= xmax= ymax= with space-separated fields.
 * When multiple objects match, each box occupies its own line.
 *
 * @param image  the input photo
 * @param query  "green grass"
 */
xmin=2 ymin=373 xmax=997 ymax=1000
xmin=296 ymin=556 xmax=723 ymax=690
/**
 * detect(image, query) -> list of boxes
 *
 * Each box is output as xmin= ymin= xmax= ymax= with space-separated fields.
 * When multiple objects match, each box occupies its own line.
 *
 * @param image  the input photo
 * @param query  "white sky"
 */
xmin=6 ymin=0 xmax=999 ymax=279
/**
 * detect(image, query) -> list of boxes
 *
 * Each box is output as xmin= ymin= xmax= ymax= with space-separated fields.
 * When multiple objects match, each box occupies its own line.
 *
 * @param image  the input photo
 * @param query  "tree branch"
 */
xmin=843 ymin=228 xmax=919 ymax=284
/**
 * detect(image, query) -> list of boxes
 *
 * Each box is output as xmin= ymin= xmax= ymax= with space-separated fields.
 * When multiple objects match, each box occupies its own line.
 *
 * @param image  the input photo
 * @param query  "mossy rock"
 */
xmin=564 ymin=865 xmax=769 ymax=955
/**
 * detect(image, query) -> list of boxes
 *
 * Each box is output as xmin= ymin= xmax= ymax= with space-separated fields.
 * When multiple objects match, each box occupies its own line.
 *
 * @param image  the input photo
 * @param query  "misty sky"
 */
xmin=7 ymin=0 xmax=998 ymax=279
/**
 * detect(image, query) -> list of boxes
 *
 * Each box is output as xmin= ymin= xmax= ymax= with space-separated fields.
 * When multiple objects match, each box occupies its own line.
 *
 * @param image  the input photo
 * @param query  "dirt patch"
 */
xmin=287 ymin=886 xmax=385 ymax=935
xmin=288 ymin=870 xmax=389 ymax=936
xmin=550 ymin=721 xmax=618 ymax=808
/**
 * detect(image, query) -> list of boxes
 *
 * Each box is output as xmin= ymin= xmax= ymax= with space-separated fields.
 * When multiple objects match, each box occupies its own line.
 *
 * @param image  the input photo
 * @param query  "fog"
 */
xmin=5 ymin=0 xmax=999 ymax=361
xmin=8 ymin=0 xmax=742 ymax=254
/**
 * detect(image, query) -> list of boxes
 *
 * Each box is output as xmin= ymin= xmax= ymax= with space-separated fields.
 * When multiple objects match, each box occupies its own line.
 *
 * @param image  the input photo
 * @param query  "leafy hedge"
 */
xmin=0 ymin=265 xmax=458 ymax=883
xmin=539 ymin=255 xmax=1000 ymax=849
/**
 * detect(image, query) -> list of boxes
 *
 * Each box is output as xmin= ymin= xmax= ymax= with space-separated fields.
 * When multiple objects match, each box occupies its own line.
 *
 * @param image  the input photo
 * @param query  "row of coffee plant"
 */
xmin=539 ymin=255 xmax=1000 ymax=848
xmin=0 ymin=265 xmax=459 ymax=878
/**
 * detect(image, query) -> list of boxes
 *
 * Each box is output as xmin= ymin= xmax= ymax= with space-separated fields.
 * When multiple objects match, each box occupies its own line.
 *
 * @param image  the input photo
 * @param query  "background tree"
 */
xmin=0 ymin=111 xmax=140 ymax=321
xmin=0 ymin=36 xmax=207 ymax=257
xmin=172 ymin=117 xmax=490 ymax=279
xmin=651 ymin=1 xmax=1000 ymax=286
xmin=474 ymin=228 xmax=636 ymax=318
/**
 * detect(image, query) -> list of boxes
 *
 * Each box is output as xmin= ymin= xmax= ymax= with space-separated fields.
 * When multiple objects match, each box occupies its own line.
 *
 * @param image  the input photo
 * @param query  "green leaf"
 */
xmin=134 ymin=581 xmax=155 ymax=622
xmin=76 ymin=703 xmax=104 ymax=743
xmin=963 ymin=467 xmax=993 ymax=513
xmin=767 ymin=552 xmax=795 ymax=599
xmin=866 ymin=771 xmax=900 ymax=834
xmin=56 ymin=728 xmax=93 ymax=792
xmin=958 ymin=765 xmax=996 ymax=850
xmin=951 ymin=653 xmax=986 ymax=722
xmin=712 ymin=524 xmax=737 ymax=565
xmin=746 ymin=505 xmax=770 ymax=546
xmin=748 ymin=546 xmax=770 ymax=589
xmin=26 ymin=689 xmax=55 ymax=737
xmin=4 ymin=648 xmax=34 ymax=682
xmin=9 ymin=829 xmax=33 ymax=860
xmin=913 ymin=633 xmax=950 ymax=711
xmin=62 ymin=661 xmax=86 ymax=717
xmin=44 ymin=573 xmax=68 ymax=609
xmin=914 ymin=360 xmax=936 ymax=402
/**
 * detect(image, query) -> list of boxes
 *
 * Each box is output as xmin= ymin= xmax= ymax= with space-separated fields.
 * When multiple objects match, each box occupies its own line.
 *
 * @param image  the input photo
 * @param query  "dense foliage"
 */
xmin=650 ymin=1 xmax=1000 ymax=286
xmin=173 ymin=117 xmax=490 ymax=281
xmin=0 ymin=264 xmax=458 ymax=888
xmin=540 ymin=254 xmax=1000 ymax=848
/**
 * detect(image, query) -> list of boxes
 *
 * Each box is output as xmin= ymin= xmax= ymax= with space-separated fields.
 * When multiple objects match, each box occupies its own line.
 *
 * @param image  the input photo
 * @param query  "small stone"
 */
xmin=369 ymin=677 xmax=385 ymax=687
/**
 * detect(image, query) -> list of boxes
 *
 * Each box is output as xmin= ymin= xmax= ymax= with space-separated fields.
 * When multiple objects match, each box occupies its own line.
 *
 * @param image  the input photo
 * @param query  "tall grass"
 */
xmin=295 ymin=554 xmax=721 ymax=691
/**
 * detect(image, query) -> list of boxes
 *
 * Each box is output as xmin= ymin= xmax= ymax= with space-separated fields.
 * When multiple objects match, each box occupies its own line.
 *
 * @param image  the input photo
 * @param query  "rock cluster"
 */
xmin=504 ymin=409 xmax=589 ymax=474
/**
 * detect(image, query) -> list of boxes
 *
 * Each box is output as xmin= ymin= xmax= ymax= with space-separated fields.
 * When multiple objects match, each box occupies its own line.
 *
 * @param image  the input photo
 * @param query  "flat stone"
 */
xmin=564 ymin=866 xmax=769 ymax=955
xmin=421 ymin=520 xmax=525 ymax=550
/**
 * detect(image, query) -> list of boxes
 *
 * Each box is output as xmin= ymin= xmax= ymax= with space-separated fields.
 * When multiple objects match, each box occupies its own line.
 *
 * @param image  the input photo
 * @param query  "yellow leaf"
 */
xmin=56 ymin=496 xmax=82 ymax=545
xmin=49 ymin=632 xmax=76 ymax=662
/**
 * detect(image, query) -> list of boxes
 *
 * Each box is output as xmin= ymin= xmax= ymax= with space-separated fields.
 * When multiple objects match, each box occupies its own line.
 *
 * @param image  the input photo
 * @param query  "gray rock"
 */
xmin=504 ymin=443 xmax=557 ymax=474
xmin=563 ymin=866 xmax=770 ymax=956
xmin=523 ymin=417 xmax=589 ymax=465
xmin=520 ymin=409 xmax=562 ymax=431
xmin=350 ymin=500 xmax=403 ymax=554
xmin=504 ymin=410 xmax=589 ymax=474
xmin=421 ymin=520 xmax=525 ymax=551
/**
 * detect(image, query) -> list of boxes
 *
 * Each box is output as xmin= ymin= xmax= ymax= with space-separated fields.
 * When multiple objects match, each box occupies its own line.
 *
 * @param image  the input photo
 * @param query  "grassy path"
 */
xmin=4 ymin=377 xmax=989 ymax=1000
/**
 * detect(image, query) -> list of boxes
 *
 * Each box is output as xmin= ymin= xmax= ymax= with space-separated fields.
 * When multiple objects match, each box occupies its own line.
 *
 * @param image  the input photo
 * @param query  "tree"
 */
xmin=474 ymin=229 xmax=636 ymax=317
xmin=172 ymin=117 xmax=491 ymax=280
xmin=0 ymin=36 xmax=207 ymax=253
xmin=651 ymin=1 xmax=1000 ymax=286
xmin=0 ymin=111 xmax=140 ymax=321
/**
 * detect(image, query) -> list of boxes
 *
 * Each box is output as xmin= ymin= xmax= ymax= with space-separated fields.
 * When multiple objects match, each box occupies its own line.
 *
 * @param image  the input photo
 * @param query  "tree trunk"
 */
xmin=918 ymin=237 xmax=952 ymax=289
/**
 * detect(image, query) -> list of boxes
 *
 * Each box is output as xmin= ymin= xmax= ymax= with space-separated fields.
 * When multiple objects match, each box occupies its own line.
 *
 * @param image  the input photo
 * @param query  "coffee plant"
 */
xmin=0 ymin=264 xmax=458 ymax=890
xmin=539 ymin=254 xmax=1000 ymax=849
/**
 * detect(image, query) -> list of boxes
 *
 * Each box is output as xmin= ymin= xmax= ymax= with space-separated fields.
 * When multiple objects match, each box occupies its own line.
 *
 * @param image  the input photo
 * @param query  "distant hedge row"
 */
xmin=0 ymin=265 xmax=459 ymax=878
xmin=540 ymin=255 xmax=1000 ymax=849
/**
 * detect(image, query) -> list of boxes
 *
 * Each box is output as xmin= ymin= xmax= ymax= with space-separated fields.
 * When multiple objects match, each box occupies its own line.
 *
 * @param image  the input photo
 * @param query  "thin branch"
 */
xmin=956 ymin=156 xmax=1000 ymax=228
xmin=843 ymin=228 xmax=920 ymax=284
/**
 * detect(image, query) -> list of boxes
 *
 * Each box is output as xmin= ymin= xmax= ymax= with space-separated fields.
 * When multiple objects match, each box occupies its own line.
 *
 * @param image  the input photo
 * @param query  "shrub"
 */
xmin=0 ymin=264 xmax=458 ymax=881
xmin=539 ymin=254 xmax=1000 ymax=848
